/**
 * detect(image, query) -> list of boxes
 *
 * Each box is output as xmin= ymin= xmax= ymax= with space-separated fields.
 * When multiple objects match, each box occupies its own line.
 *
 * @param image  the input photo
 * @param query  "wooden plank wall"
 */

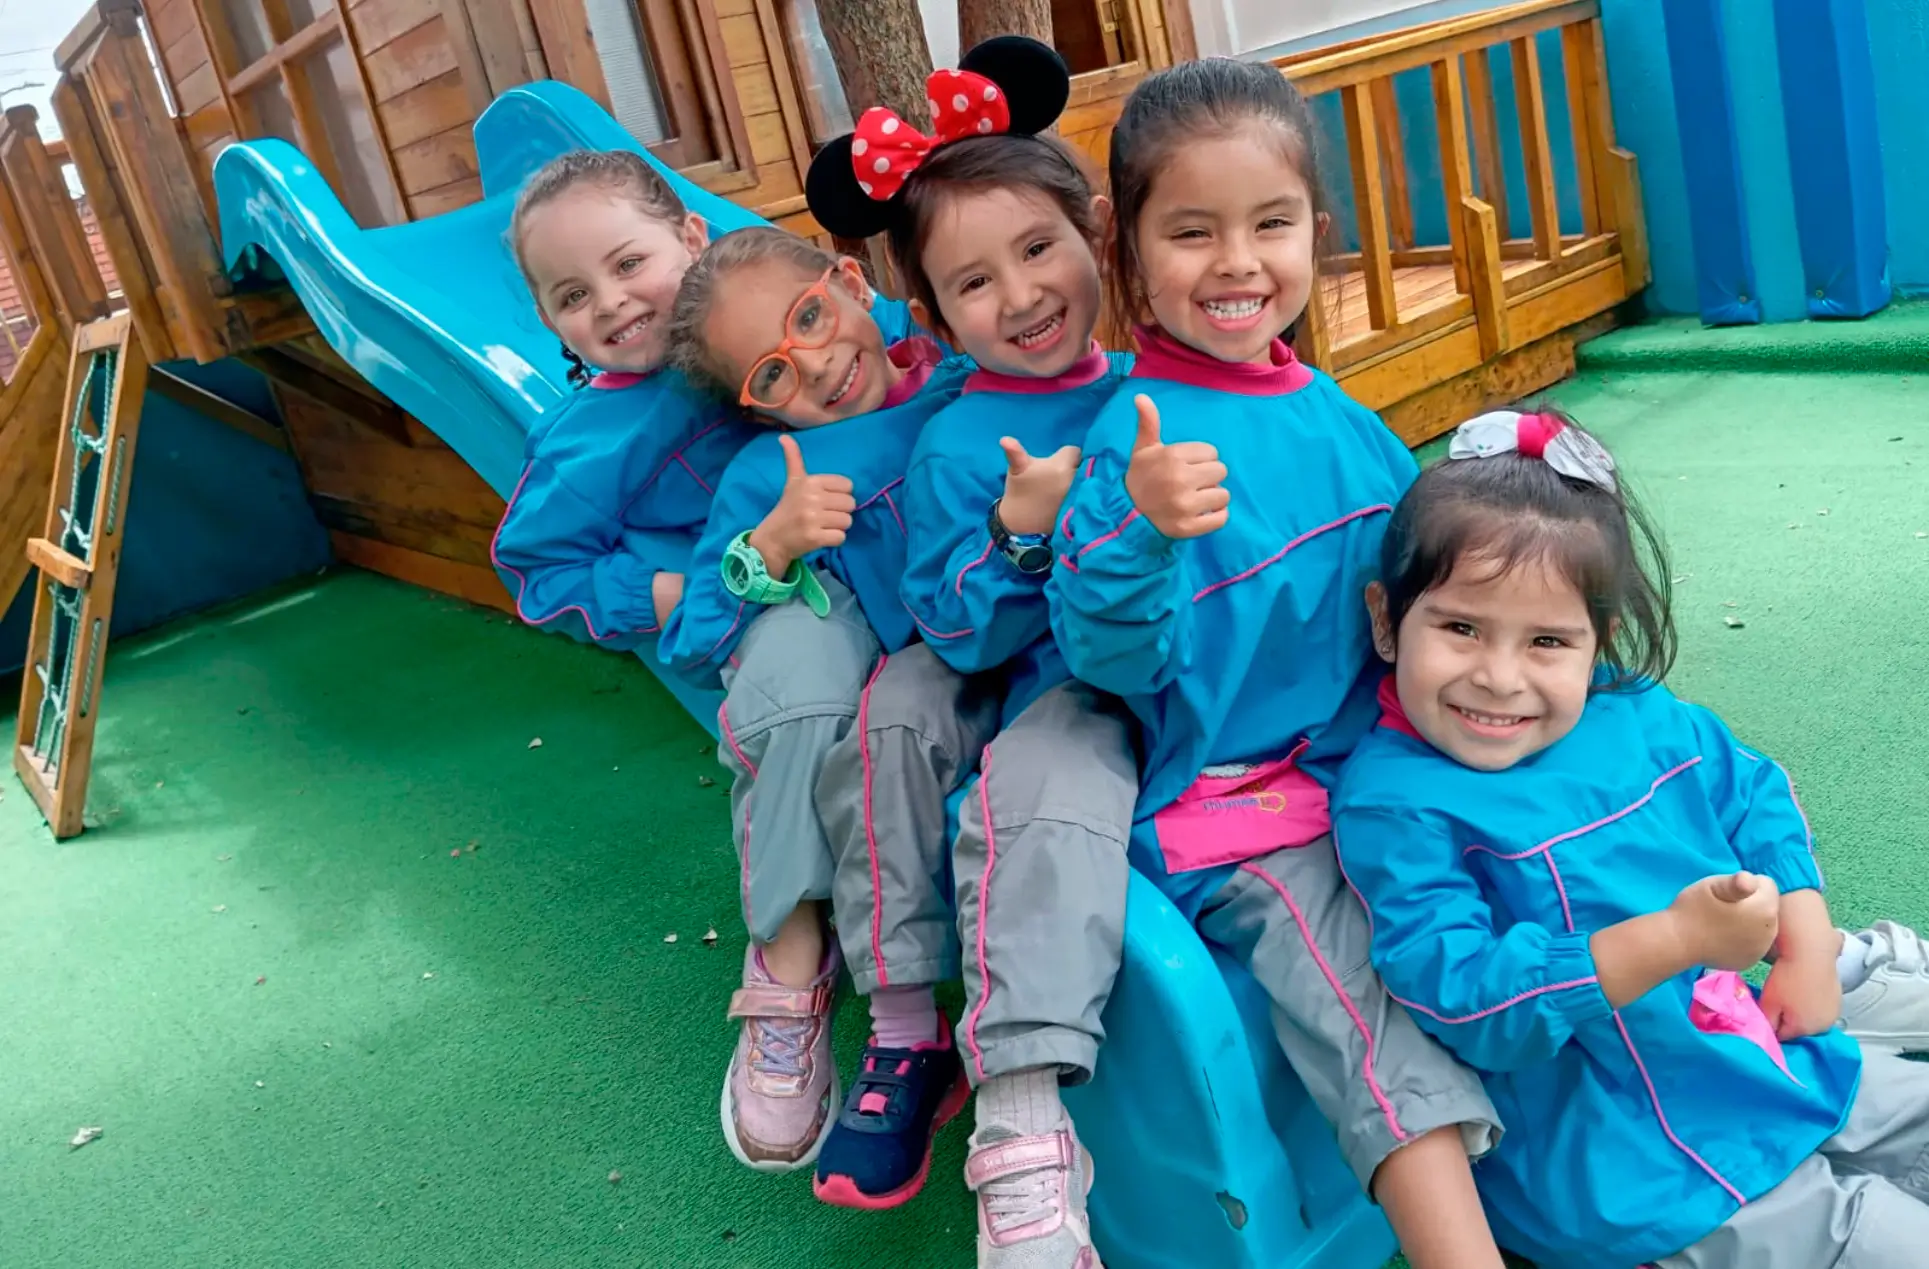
xmin=352 ymin=0 xmax=484 ymax=218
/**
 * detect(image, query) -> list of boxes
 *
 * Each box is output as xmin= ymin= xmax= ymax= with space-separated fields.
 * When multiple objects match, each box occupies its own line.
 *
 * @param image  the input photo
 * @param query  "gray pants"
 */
xmin=718 ymin=572 xmax=878 ymax=945
xmin=1659 ymin=1048 xmax=1929 ymax=1269
xmin=1196 ymin=838 xmax=1502 ymax=1189
xmin=817 ymin=642 xmax=1001 ymax=994
xmin=954 ymin=680 xmax=1137 ymax=1088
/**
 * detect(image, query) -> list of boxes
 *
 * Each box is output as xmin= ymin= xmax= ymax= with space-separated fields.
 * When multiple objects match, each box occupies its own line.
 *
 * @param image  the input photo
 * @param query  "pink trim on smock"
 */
xmin=881 ymin=336 xmax=945 ymax=408
xmin=590 ymin=370 xmax=651 ymax=390
xmin=1129 ymin=324 xmax=1313 ymax=396
xmin=962 ymin=342 xmax=1110 ymax=395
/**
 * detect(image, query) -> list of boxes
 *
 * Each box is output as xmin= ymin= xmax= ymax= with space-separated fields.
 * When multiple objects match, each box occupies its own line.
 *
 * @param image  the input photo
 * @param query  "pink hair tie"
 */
xmin=1514 ymin=412 xmax=1565 ymax=460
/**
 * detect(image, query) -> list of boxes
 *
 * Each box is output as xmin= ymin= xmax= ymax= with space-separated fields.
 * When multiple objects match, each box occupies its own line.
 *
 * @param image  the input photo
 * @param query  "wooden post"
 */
xmin=49 ymin=76 xmax=173 ymax=363
xmin=1341 ymin=81 xmax=1397 ymax=331
xmin=1511 ymin=35 xmax=1562 ymax=262
xmin=1462 ymin=196 xmax=1510 ymax=359
xmin=1461 ymin=48 xmax=1511 ymax=242
xmin=0 ymin=107 xmax=110 ymax=331
xmin=1367 ymin=77 xmax=1414 ymax=250
xmin=68 ymin=2 xmax=230 ymax=363
xmin=1431 ymin=55 xmax=1474 ymax=295
xmin=1560 ymin=18 xmax=1603 ymax=237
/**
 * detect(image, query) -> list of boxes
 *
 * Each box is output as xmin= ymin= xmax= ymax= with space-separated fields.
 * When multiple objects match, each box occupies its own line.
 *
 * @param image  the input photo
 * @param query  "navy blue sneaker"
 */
xmin=813 ymin=1016 xmax=971 ymax=1208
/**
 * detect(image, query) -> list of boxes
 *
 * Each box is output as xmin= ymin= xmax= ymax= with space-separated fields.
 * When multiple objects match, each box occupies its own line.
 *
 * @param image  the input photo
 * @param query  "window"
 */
xmin=781 ymin=0 xmax=852 ymax=144
xmin=195 ymin=0 xmax=404 ymax=227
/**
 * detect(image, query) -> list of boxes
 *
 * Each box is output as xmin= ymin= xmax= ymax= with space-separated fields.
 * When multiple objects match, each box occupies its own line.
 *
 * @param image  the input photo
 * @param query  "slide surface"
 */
xmin=211 ymin=83 xmax=1392 ymax=1269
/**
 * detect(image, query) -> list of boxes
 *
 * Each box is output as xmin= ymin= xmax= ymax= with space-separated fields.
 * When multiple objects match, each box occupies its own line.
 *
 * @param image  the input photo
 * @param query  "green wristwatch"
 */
xmin=721 ymin=531 xmax=831 ymax=616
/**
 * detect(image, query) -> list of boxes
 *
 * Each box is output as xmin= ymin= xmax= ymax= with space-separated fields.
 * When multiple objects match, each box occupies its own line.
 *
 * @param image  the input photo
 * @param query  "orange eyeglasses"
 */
xmin=739 ymin=267 xmax=841 ymax=410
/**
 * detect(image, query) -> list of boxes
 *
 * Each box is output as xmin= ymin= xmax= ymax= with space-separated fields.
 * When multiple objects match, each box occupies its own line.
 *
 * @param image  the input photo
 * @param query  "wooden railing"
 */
xmin=53 ymin=0 xmax=311 ymax=366
xmin=0 ymin=108 xmax=116 ymax=614
xmin=1279 ymin=0 xmax=1648 ymax=377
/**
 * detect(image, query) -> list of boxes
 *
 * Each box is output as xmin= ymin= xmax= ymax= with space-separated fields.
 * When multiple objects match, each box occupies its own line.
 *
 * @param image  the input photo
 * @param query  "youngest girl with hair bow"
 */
xmin=1336 ymin=408 xmax=1929 ymax=1269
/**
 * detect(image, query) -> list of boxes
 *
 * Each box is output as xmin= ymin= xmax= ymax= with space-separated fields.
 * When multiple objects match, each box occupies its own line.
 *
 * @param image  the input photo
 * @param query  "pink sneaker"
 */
xmin=966 ymin=1123 xmax=1103 ymax=1268
xmin=720 ymin=941 xmax=840 ymax=1172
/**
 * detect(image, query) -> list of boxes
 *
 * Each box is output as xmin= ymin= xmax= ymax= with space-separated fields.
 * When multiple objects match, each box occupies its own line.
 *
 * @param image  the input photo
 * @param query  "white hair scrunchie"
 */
xmin=1445 ymin=410 xmax=1618 ymax=492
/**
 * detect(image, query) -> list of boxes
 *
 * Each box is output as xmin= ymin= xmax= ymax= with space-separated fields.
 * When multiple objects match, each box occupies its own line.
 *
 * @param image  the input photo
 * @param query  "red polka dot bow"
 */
xmin=849 ymin=68 xmax=1012 ymax=202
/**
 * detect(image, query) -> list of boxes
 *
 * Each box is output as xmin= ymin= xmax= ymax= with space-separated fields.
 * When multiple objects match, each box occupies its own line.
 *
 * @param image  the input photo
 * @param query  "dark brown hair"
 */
xmin=1106 ymin=58 xmax=1329 ymax=332
xmin=667 ymin=226 xmax=841 ymax=404
xmin=884 ymin=134 xmax=1100 ymax=339
xmin=1379 ymin=409 xmax=1676 ymax=689
xmin=509 ymin=150 xmax=690 ymax=388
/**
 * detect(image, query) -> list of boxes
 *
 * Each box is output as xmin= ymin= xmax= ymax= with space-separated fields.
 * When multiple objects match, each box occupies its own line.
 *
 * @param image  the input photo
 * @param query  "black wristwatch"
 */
xmin=987 ymin=499 xmax=1055 ymax=575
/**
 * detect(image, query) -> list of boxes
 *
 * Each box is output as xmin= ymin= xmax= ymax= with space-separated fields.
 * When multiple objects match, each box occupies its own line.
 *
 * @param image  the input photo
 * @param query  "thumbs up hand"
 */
xmin=748 ymin=433 xmax=857 ymax=576
xmin=1123 ymin=395 xmax=1229 ymax=539
xmin=997 ymin=437 xmax=1083 ymax=536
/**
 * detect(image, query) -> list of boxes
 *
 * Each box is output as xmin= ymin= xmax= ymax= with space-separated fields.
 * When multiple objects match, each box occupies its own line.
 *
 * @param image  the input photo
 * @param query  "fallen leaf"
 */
xmin=527 ymin=738 xmax=543 ymax=749
xmin=608 ymin=1170 xmax=623 ymax=1185
xmin=254 ymin=976 xmax=267 ymax=986
xmin=1672 ymin=574 xmax=1693 ymax=584
xmin=216 ymin=854 xmax=232 ymax=862
xmin=322 ymin=1042 xmax=332 ymax=1049
xmin=255 ymin=1080 xmax=265 ymax=1089
xmin=422 ymin=972 xmax=436 ymax=980
xmin=1890 ymin=436 xmax=1904 ymax=442
xmin=450 ymin=848 xmax=462 ymax=858
xmin=467 ymin=841 xmax=480 ymax=853
xmin=1916 ymin=532 xmax=1927 ymax=540
xmin=212 ymin=905 xmax=227 ymax=914
xmin=70 ymin=1126 xmax=103 ymax=1150
xmin=702 ymin=928 xmax=719 ymax=946
xmin=1721 ymin=601 xmax=1738 ymax=609
xmin=1788 ymin=522 xmax=1803 ymax=530
xmin=1723 ymin=616 xmax=1745 ymax=629
xmin=1817 ymin=508 xmax=1830 ymax=516
xmin=155 ymin=781 xmax=165 ymax=789
xmin=663 ymin=933 xmax=678 ymax=944
xmin=697 ymin=776 xmax=716 ymax=788
xmin=612 ymin=766 xmax=620 ymax=772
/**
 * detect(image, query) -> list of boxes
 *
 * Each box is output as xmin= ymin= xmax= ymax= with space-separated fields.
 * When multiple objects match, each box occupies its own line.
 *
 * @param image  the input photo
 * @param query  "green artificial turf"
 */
xmin=3 ymin=301 xmax=1926 ymax=1268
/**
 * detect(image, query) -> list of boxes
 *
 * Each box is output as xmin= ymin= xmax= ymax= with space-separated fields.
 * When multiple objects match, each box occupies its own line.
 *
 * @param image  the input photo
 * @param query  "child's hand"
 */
xmin=651 ymin=570 xmax=684 ymax=626
xmin=1760 ymin=949 xmax=1843 ymax=1040
xmin=1124 ymin=395 xmax=1229 ymax=539
xmin=748 ymin=435 xmax=855 ymax=577
xmin=1669 ymin=871 xmax=1781 ymax=971
xmin=997 ymin=437 xmax=1082 ymax=536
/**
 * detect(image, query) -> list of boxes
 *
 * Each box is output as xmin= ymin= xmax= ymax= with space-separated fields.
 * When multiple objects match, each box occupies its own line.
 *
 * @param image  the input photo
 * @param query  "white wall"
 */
xmin=1191 ymin=0 xmax=1440 ymax=57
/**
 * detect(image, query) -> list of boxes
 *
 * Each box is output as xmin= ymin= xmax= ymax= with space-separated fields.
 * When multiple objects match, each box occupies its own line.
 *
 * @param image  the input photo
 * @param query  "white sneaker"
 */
xmin=1839 ymin=921 xmax=1929 ymax=1054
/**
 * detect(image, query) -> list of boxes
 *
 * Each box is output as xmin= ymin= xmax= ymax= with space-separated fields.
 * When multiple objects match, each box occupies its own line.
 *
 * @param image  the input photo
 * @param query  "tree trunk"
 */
xmin=814 ymin=0 xmax=935 ymax=123
xmin=958 ymin=0 xmax=1054 ymax=50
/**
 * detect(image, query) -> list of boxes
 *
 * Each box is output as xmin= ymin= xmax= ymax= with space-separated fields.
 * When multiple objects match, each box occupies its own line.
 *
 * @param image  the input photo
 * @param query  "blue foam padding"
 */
xmin=1661 ymin=0 xmax=1763 ymax=324
xmin=1598 ymin=0 xmax=1697 ymax=315
xmin=1864 ymin=0 xmax=1929 ymax=294
xmin=1718 ymin=0 xmax=1808 ymax=323
xmin=1772 ymin=0 xmax=1892 ymax=318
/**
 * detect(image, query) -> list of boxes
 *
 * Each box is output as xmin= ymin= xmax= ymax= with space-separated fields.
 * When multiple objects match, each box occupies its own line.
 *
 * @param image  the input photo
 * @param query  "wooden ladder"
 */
xmin=13 ymin=313 xmax=148 ymax=838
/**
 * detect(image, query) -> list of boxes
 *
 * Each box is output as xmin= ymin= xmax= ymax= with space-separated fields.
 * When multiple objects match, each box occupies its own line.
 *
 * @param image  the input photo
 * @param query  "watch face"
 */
xmin=1011 ymin=541 xmax=1055 ymax=574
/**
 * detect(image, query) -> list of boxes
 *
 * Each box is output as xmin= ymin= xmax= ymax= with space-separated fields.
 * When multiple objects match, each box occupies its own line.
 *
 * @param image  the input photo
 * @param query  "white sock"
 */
xmin=974 ymin=1067 xmax=1064 ymax=1142
xmin=1838 ymin=929 xmax=1876 ymax=990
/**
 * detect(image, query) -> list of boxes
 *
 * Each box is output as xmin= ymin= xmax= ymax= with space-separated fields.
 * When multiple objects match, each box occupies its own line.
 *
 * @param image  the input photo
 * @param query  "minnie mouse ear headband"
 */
xmin=804 ymin=35 xmax=1071 ymax=239
xmin=1447 ymin=410 xmax=1618 ymax=492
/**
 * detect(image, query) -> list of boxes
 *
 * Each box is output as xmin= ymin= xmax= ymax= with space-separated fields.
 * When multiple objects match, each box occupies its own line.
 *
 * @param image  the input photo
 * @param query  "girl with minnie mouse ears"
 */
xmin=801 ymin=36 xmax=1135 ymax=1269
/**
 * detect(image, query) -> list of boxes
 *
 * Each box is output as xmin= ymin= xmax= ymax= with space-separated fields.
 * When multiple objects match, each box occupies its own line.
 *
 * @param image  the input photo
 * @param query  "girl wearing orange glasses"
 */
xmin=658 ymin=225 xmax=995 ymax=1181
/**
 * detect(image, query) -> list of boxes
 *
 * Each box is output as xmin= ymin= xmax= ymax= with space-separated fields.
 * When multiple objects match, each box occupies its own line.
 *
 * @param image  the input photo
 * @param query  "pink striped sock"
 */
xmin=868 ymin=985 xmax=940 ymax=1050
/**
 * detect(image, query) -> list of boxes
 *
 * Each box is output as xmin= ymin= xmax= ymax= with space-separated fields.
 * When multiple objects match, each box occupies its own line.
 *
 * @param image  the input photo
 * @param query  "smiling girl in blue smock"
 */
xmin=1336 ymin=409 xmax=1929 ymax=1269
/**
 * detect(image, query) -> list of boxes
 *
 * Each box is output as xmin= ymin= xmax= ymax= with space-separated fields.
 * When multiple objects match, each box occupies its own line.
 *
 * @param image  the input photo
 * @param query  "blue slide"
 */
xmin=211 ymin=81 xmax=1391 ymax=1269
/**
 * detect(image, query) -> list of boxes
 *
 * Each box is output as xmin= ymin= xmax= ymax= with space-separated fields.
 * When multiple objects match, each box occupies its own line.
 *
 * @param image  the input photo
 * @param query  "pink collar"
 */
xmin=963 ymin=342 xmax=1110 ymax=395
xmin=882 ymin=336 xmax=945 ymax=409
xmin=1375 ymin=674 xmax=1425 ymax=741
xmin=590 ymin=370 xmax=652 ymax=390
xmin=1128 ymin=324 xmax=1312 ymax=397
